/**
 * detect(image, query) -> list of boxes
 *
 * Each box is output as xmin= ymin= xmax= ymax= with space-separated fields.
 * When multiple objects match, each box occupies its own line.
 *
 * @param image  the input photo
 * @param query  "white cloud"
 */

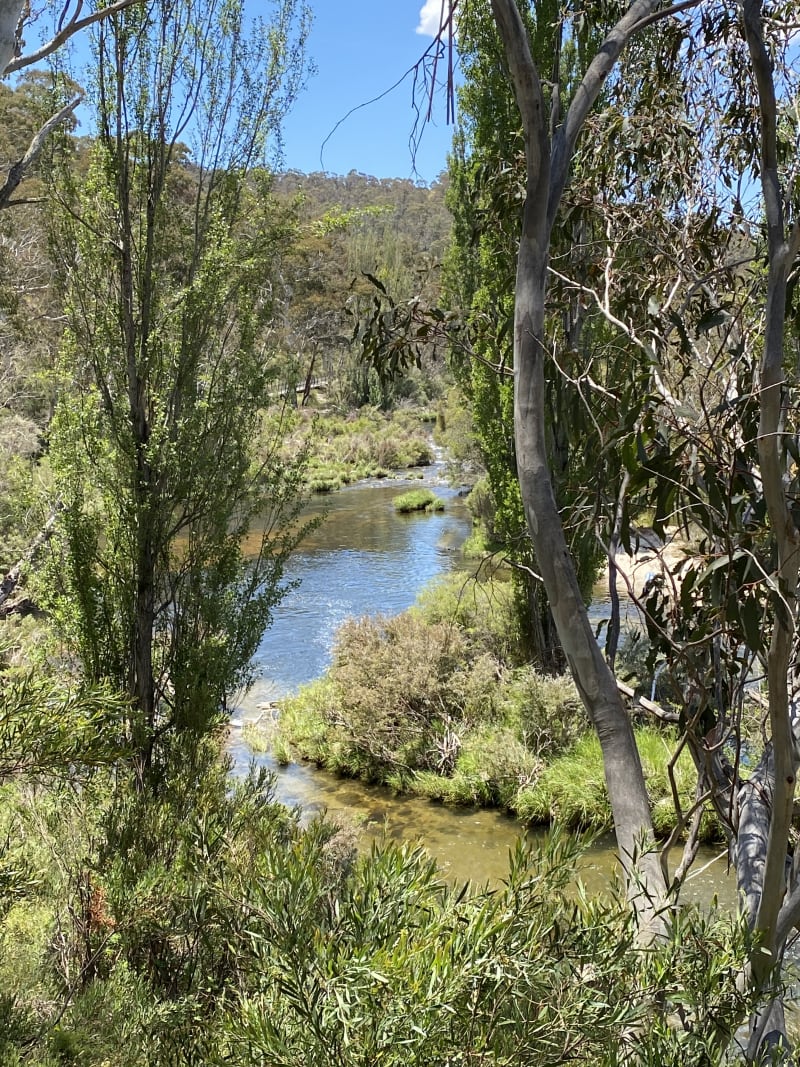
xmin=416 ymin=0 xmax=448 ymax=37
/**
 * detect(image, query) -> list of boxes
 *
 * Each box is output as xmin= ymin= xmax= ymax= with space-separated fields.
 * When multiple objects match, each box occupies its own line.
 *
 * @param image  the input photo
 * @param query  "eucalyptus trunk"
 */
xmin=734 ymin=0 xmax=800 ymax=1057
xmin=488 ymin=0 xmax=669 ymax=915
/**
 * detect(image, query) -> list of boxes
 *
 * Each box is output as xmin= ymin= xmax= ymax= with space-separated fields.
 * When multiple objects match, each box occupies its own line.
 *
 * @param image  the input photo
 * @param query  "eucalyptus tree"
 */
xmin=443 ymin=3 xmax=671 ymax=671
xmin=458 ymin=0 xmax=799 ymax=1056
xmin=46 ymin=0 xmax=311 ymax=787
xmin=444 ymin=1 xmax=566 ymax=670
xmin=373 ymin=0 xmax=800 ymax=1054
xmin=0 ymin=0 xmax=148 ymax=204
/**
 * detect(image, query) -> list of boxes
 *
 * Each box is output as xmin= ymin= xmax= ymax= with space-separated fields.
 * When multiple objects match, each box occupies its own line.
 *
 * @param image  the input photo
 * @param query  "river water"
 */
xmin=230 ymin=474 xmax=736 ymax=905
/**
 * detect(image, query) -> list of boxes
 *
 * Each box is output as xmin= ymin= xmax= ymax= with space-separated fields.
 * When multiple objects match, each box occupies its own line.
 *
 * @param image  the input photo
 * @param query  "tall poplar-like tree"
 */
xmin=46 ymin=0 xmax=311 ymax=787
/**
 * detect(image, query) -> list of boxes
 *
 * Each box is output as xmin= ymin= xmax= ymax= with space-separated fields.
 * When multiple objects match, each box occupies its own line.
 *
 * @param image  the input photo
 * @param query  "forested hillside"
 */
xmin=0 ymin=110 xmax=451 ymax=578
xmin=269 ymin=169 xmax=449 ymax=409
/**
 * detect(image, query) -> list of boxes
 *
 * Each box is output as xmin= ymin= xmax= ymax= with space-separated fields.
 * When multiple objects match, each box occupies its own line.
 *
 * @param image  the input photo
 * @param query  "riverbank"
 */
xmin=268 ymin=404 xmax=440 ymax=493
xmin=239 ymin=430 xmax=720 ymax=844
xmin=243 ymin=571 xmax=722 ymax=844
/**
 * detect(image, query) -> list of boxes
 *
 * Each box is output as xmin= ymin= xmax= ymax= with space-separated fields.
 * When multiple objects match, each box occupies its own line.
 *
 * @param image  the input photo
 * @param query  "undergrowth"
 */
xmin=0 ymin=777 xmax=754 ymax=1066
xmin=263 ymin=406 xmax=435 ymax=492
xmin=269 ymin=573 xmax=722 ymax=841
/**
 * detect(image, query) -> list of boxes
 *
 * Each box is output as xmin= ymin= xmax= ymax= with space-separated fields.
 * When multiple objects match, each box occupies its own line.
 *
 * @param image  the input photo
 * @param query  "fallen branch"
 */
xmin=616 ymin=679 xmax=680 ymax=723
xmin=0 ymin=505 xmax=61 ymax=615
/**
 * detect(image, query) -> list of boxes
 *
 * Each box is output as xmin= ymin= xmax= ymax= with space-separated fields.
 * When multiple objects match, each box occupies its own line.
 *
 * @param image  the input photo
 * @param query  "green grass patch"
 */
xmin=514 ymin=733 xmax=611 ymax=832
xmin=393 ymin=488 xmax=445 ymax=513
xmin=274 ymin=679 xmax=335 ymax=766
xmin=513 ymin=726 xmax=719 ymax=840
xmin=266 ymin=405 xmax=435 ymax=492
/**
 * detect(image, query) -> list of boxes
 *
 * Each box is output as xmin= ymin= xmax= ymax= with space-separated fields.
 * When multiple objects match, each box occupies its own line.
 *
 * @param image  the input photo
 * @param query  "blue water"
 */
xmin=242 ymin=479 xmax=472 ymax=702
xmin=227 ymin=479 xmax=735 ymax=902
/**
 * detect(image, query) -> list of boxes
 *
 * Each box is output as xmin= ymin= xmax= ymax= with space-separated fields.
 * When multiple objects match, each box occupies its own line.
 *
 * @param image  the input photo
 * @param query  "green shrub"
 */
xmin=0 ymin=714 xmax=751 ymax=1067
xmin=416 ymin=572 xmax=525 ymax=664
xmin=224 ymin=831 xmax=753 ymax=1067
xmin=452 ymin=724 xmax=541 ymax=807
xmin=465 ymin=476 xmax=498 ymax=539
xmin=277 ymin=612 xmax=512 ymax=786
xmin=409 ymin=724 xmax=541 ymax=809
xmin=325 ymin=613 xmax=468 ymax=775
xmin=500 ymin=667 xmax=585 ymax=756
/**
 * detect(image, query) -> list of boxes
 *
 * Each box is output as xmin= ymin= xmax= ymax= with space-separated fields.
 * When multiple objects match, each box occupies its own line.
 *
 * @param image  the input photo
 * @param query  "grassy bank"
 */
xmin=251 ymin=574 xmax=721 ymax=843
xmin=265 ymin=405 xmax=437 ymax=493
xmin=393 ymin=488 xmax=445 ymax=513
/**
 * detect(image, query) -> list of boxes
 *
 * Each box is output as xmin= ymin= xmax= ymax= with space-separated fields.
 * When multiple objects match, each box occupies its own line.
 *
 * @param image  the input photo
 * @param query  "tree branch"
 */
xmin=629 ymin=0 xmax=704 ymax=36
xmin=549 ymin=0 xmax=701 ymax=228
xmin=0 ymin=95 xmax=80 ymax=210
xmin=4 ymin=0 xmax=142 ymax=76
xmin=0 ymin=506 xmax=62 ymax=616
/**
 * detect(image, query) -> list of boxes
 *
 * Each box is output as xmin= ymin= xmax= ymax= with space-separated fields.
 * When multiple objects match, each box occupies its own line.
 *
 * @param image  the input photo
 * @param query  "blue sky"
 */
xmin=276 ymin=1 xmax=456 ymax=184
xmin=28 ymin=0 xmax=456 ymax=185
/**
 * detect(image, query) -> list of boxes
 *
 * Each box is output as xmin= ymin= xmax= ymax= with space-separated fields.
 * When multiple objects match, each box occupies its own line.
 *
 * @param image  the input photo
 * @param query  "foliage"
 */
xmin=270 ymin=171 xmax=450 ymax=413
xmin=43 ymin=0 xmax=312 ymax=780
xmin=4 ymin=0 xmax=799 ymax=1059
xmin=415 ymin=570 xmax=527 ymax=662
xmin=392 ymin=488 xmax=444 ymax=513
xmin=228 ymin=831 xmax=642 ymax=1067
xmin=0 ymin=674 xmax=128 ymax=783
xmin=0 ymin=72 xmax=76 ymax=432
xmin=440 ymin=1 xmax=610 ymax=671
xmin=0 ymin=765 xmax=757 ymax=1067
xmin=434 ymin=385 xmax=484 ymax=486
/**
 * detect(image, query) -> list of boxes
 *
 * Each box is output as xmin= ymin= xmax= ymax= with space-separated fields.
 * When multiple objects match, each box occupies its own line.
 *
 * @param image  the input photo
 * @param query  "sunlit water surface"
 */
xmin=230 ymin=474 xmax=736 ymax=905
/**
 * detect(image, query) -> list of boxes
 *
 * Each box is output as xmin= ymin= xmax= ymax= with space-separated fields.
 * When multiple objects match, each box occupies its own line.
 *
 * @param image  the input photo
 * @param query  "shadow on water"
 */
xmin=232 ymin=476 xmax=737 ymax=905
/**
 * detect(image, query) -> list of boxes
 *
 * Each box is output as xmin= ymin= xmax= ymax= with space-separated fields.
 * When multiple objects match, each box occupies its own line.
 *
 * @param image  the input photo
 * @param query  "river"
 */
xmin=230 ymin=474 xmax=736 ymax=905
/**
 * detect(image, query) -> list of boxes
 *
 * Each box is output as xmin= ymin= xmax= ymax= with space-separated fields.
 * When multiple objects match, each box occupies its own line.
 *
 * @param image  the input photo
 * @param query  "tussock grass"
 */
xmin=393 ymin=488 xmax=445 ymax=513
xmin=515 ymin=733 xmax=610 ymax=831
xmin=265 ymin=406 xmax=435 ymax=492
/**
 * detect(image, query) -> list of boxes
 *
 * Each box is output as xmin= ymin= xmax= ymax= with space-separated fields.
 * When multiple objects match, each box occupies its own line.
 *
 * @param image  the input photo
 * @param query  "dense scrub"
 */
xmin=0 ymin=765 xmax=754 ymax=1066
xmin=273 ymin=575 xmax=718 ymax=840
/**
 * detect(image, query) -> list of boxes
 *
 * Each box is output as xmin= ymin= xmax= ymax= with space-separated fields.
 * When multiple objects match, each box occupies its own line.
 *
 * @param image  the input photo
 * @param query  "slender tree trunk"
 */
xmin=732 ymin=2 xmax=800 ymax=1057
xmin=511 ymin=191 xmax=666 ymax=911
xmin=489 ymin=0 xmax=668 ymax=915
xmin=0 ymin=0 xmax=23 ymax=76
